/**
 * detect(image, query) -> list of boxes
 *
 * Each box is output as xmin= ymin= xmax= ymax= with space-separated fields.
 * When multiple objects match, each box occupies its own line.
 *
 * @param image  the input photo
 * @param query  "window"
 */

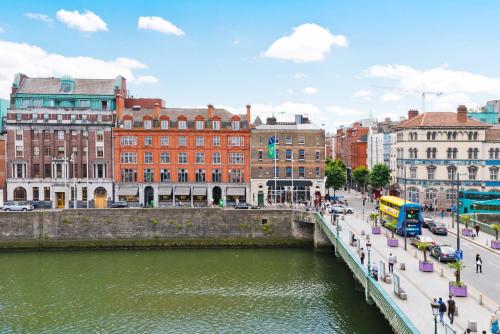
xmin=33 ymin=130 xmax=41 ymax=140
xmin=160 ymin=152 xmax=170 ymax=163
xmin=196 ymin=152 xmax=205 ymax=164
xmin=212 ymin=136 xmax=220 ymax=146
xmin=229 ymin=170 xmax=243 ymax=183
xmin=144 ymin=169 xmax=154 ymax=183
xmin=44 ymin=164 xmax=51 ymax=178
xmin=44 ymin=187 xmax=50 ymax=201
xmin=144 ymin=136 xmax=153 ymax=146
xmin=410 ymin=166 xmax=417 ymax=179
xmin=258 ymin=167 xmax=263 ymax=177
xmin=121 ymin=136 xmax=136 ymax=146
xmin=447 ymin=166 xmax=457 ymax=180
xmin=71 ymin=130 xmax=78 ymax=140
xmin=408 ymin=187 xmax=419 ymax=203
xmin=96 ymin=131 xmax=104 ymax=142
xmin=490 ymin=167 xmax=499 ymax=181
xmin=57 ymin=130 xmax=65 ymax=140
xmin=231 ymin=120 xmax=240 ymax=130
xmin=121 ymin=152 xmax=137 ymax=164
xmin=144 ymin=119 xmax=152 ymax=129
xmin=427 ymin=166 xmax=436 ymax=180
xmin=124 ymin=120 xmax=132 ymax=129
xmin=161 ymin=120 xmax=169 ymax=129
xmin=15 ymin=130 xmax=23 ymax=141
xmin=408 ymin=148 xmax=418 ymax=159
xmin=212 ymin=152 xmax=221 ymax=164
xmin=178 ymin=136 xmax=187 ymax=147
xmin=16 ymin=113 xmax=22 ymax=121
xmin=298 ymin=136 xmax=305 ymax=145
xmin=44 ymin=131 xmax=51 ymax=140
xmin=298 ymin=149 xmax=305 ymax=160
xmin=82 ymin=187 xmax=87 ymax=202
xmin=496 ymin=148 xmax=500 ymax=159
xmin=94 ymin=164 xmax=106 ymax=178
xmin=446 ymin=189 xmax=457 ymax=200
xmin=258 ymin=150 xmax=263 ymax=161
xmin=32 ymin=164 xmax=40 ymax=177
xmin=473 ymin=148 xmax=479 ymax=159
xmin=160 ymin=169 xmax=170 ymax=182
xmin=96 ymin=147 xmax=104 ymax=158
xmin=33 ymin=187 xmax=39 ymax=201
xmin=55 ymin=163 xmax=63 ymax=178
xmin=285 ymin=149 xmax=293 ymax=161
xmin=44 ymin=146 xmax=51 ymax=156
xmin=212 ymin=120 xmax=220 ymax=130
xmin=178 ymin=120 xmax=187 ymax=129
xmin=212 ymin=169 xmax=222 ymax=182
xmin=274 ymin=149 xmax=280 ymax=161
xmin=144 ymin=152 xmax=153 ymax=164
xmin=285 ymin=136 xmax=292 ymax=145
xmin=229 ymin=152 xmax=244 ymax=164
xmin=468 ymin=166 xmax=477 ymax=180
xmin=228 ymin=136 xmax=244 ymax=146
xmin=447 ymin=148 xmax=458 ymax=159
xmin=178 ymin=169 xmax=188 ymax=182
xmin=315 ymin=150 xmax=320 ymax=160
xmin=82 ymin=164 xmax=87 ymax=178
xmin=196 ymin=136 xmax=204 ymax=147
xmin=121 ymin=169 xmax=137 ymax=182
xmin=57 ymin=114 xmax=63 ymax=123
xmin=160 ymin=136 xmax=169 ymax=146
xmin=490 ymin=148 xmax=494 ymax=159
xmin=196 ymin=120 xmax=204 ymax=130
xmin=426 ymin=148 xmax=437 ymax=159
xmin=101 ymin=101 xmax=108 ymax=110
xmin=195 ymin=169 xmax=206 ymax=182
xmin=15 ymin=146 xmax=23 ymax=158
xmin=299 ymin=167 xmax=305 ymax=177
xmin=178 ymin=152 xmax=187 ymax=164
xmin=426 ymin=189 xmax=437 ymax=202
xmin=57 ymin=146 xmax=65 ymax=158
xmin=286 ymin=166 xmax=292 ymax=178
xmin=315 ymin=167 xmax=321 ymax=177
xmin=72 ymin=147 xmax=78 ymax=158
xmin=426 ymin=131 xmax=436 ymax=141
xmin=274 ymin=167 xmax=280 ymax=177
xmin=80 ymin=100 xmax=90 ymax=108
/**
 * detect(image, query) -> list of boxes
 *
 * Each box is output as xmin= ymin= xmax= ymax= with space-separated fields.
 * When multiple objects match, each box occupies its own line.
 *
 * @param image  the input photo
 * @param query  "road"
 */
xmin=338 ymin=190 xmax=500 ymax=303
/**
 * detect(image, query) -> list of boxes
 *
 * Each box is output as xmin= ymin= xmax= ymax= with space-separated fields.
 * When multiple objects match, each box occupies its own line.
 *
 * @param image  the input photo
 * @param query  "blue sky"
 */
xmin=1 ymin=1 xmax=500 ymax=130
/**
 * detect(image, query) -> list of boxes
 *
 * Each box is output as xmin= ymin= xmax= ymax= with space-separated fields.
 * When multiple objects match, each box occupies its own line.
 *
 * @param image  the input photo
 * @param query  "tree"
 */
xmin=325 ymin=158 xmax=346 ymax=197
xmin=353 ymin=166 xmax=370 ymax=192
xmin=448 ymin=260 xmax=466 ymax=286
xmin=369 ymin=163 xmax=391 ymax=191
xmin=491 ymin=224 xmax=500 ymax=240
xmin=369 ymin=213 xmax=379 ymax=226
xmin=416 ymin=242 xmax=430 ymax=263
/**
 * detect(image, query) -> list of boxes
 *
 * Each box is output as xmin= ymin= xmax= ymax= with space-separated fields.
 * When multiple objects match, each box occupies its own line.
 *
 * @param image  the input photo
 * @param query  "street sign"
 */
xmin=451 ymin=204 xmax=457 ymax=213
xmin=455 ymin=250 xmax=463 ymax=261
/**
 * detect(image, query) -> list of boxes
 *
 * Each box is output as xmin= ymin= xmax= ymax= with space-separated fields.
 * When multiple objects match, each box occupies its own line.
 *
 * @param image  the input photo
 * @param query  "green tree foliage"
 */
xmin=325 ymin=158 xmax=346 ymax=196
xmin=491 ymin=224 xmax=500 ymax=240
xmin=353 ymin=166 xmax=370 ymax=191
xmin=448 ymin=260 xmax=466 ymax=286
xmin=369 ymin=164 xmax=391 ymax=190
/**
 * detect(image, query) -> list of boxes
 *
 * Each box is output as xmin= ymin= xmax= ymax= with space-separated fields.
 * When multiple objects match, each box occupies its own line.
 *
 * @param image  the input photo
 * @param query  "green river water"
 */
xmin=0 ymin=249 xmax=392 ymax=333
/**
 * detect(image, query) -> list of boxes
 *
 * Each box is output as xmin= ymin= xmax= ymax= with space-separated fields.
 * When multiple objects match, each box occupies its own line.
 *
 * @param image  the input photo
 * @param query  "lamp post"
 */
xmin=431 ymin=300 xmax=439 ymax=334
xmin=365 ymin=239 xmax=372 ymax=303
xmin=366 ymin=239 xmax=372 ymax=274
xmin=403 ymin=164 xmax=408 ymax=251
xmin=456 ymin=171 xmax=461 ymax=251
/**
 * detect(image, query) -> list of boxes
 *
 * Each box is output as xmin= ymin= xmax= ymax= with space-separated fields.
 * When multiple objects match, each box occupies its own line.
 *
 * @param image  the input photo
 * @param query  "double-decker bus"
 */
xmin=459 ymin=190 xmax=500 ymax=214
xmin=379 ymin=196 xmax=423 ymax=237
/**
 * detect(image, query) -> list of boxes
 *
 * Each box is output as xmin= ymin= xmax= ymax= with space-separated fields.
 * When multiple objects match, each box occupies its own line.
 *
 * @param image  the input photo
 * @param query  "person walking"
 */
xmin=474 ymin=223 xmax=480 ymax=237
xmin=360 ymin=248 xmax=365 ymax=265
xmin=388 ymin=253 xmax=396 ymax=273
xmin=476 ymin=254 xmax=483 ymax=273
xmin=438 ymin=297 xmax=447 ymax=325
xmin=447 ymin=294 xmax=456 ymax=324
xmin=491 ymin=314 xmax=499 ymax=334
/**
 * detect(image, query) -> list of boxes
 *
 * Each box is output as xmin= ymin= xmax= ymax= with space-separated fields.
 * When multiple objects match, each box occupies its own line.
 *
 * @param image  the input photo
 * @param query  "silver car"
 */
xmin=2 ymin=201 xmax=34 ymax=211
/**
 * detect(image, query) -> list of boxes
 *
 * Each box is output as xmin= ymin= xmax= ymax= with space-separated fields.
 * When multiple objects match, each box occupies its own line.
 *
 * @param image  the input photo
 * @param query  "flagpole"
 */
xmin=274 ymin=131 xmax=277 ymax=208
xmin=291 ymin=150 xmax=294 ymax=209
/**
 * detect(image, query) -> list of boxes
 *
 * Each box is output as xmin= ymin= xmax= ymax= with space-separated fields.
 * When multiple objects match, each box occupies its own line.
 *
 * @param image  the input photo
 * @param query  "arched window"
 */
xmin=468 ymin=166 xmax=477 ymax=180
xmin=432 ymin=132 xmax=436 ymax=140
xmin=468 ymin=131 xmax=473 ymax=141
xmin=13 ymin=187 xmax=27 ymax=201
xmin=447 ymin=148 xmax=453 ymax=159
xmin=425 ymin=189 xmax=437 ymax=205
xmin=496 ymin=148 xmax=500 ymax=159
xmin=408 ymin=188 xmax=419 ymax=203
xmin=447 ymin=132 xmax=452 ymax=140
xmin=413 ymin=132 xmax=418 ymax=141
xmin=427 ymin=132 xmax=431 ymax=140
xmin=490 ymin=148 xmax=495 ymax=159
xmin=426 ymin=148 xmax=431 ymax=158
xmin=453 ymin=148 xmax=458 ymax=159
xmin=453 ymin=132 xmax=457 ymax=140
xmin=473 ymin=148 xmax=479 ymax=159
xmin=474 ymin=132 xmax=479 ymax=140
xmin=467 ymin=148 xmax=473 ymax=159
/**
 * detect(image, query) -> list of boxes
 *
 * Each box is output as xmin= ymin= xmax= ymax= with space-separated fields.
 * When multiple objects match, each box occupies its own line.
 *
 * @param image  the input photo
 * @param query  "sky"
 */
xmin=1 ymin=1 xmax=500 ymax=131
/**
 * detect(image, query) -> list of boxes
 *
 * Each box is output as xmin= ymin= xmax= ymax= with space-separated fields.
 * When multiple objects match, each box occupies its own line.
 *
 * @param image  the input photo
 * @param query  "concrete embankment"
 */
xmin=0 ymin=208 xmax=319 ymax=250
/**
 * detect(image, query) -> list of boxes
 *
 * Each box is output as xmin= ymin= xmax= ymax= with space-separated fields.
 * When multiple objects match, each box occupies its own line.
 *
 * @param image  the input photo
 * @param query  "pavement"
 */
xmin=328 ymin=190 xmax=498 ymax=334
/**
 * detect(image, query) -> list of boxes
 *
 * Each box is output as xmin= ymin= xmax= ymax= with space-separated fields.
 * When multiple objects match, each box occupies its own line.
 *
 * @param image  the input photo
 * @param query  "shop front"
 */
xmin=226 ymin=187 xmax=246 ymax=205
xmin=193 ymin=187 xmax=207 ymax=207
xmin=158 ymin=186 xmax=173 ymax=207
xmin=117 ymin=187 xmax=139 ymax=205
xmin=174 ymin=187 xmax=191 ymax=206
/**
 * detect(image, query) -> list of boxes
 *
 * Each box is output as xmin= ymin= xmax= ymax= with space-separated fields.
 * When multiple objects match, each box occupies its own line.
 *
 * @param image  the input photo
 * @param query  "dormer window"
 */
xmin=212 ymin=120 xmax=220 ymax=130
xmin=178 ymin=120 xmax=187 ymax=130
xmin=144 ymin=119 xmax=152 ymax=129
xmin=160 ymin=120 xmax=169 ymax=129
xmin=196 ymin=120 xmax=204 ymax=130
xmin=60 ymin=77 xmax=74 ymax=93
xmin=231 ymin=120 xmax=240 ymax=130
xmin=124 ymin=120 xmax=132 ymax=129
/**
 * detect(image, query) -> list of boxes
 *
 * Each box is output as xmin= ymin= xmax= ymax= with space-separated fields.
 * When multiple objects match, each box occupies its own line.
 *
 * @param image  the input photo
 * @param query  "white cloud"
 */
xmin=431 ymin=93 xmax=472 ymax=111
xmin=294 ymin=72 xmax=307 ymax=79
xmin=0 ymin=27 xmax=4 ymax=33
xmin=303 ymin=86 xmax=318 ymax=94
xmin=252 ymin=101 xmax=321 ymax=122
xmin=380 ymin=93 xmax=402 ymax=102
xmin=25 ymin=13 xmax=53 ymax=23
xmin=135 ymin=75 xmax=159 ymax=84
xmin=353 ymin=90 xmax=372 ymax=100
xmin=233 ymin=39 xmax=240 ymax=46
xmin=0 ymin=40 xmax=154 ymax=98
xmin=137 ymin=16 xmax=184 ymax=36
xmin=262 ymin=23 xmax=348 ymax=62
xmin=56 ymin=9 xmax=107 ymax=32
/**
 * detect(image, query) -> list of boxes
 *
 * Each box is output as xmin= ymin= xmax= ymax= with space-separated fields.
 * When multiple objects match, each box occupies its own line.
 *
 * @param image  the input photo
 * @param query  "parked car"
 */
xmin=2 ymin=201 xmax=34 ymax=211
xmin=428 ymin=221 xmax=448 ymax=235
xmin=111 ymin=201 xmax=129 ymax=208
xmin=234 ymin=202 xmax=259 ymax=209
xmin=330 ymin=205 xmax=353 ymax=214
xmin=423 ymin=217 xmax=434 ymax=228
xmin=410 ymin=235 xmax=436 ymax=249
xmin=430 ymin=244 xmax=456 ymax=262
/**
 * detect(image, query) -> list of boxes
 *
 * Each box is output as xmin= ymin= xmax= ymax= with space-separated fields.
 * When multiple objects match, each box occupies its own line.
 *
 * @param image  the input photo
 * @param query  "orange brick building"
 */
xmin=113 ymin=100 xmax=251 ymax=206
xmin=335 ymin=122 xmax=369 ymax=187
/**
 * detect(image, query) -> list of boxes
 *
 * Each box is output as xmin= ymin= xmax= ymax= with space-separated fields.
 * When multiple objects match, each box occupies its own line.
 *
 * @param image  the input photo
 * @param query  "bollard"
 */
xmin=440 ymin=268 xmax=443 ymax=277
xmin=361 ymin=230 xmax=365 ymax=236
xmin=479 ymin=293 xmax=483 ymax=305
xmin=414 ymin=250 xmax=417 ymax=258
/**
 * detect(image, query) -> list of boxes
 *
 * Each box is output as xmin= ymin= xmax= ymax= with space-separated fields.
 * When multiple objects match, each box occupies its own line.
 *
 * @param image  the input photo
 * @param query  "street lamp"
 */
xmin=430 ymin=300 xmax=439 ymax=334
xmin=366 ymin=239 xmax=372 ymax=275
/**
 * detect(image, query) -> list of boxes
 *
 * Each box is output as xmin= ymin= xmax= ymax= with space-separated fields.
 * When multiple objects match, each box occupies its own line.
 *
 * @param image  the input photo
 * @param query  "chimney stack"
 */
xmin=153 ymin=102 xmax=160 ymax=119
xmin=116 ymin=93 xmax=125 ymax=119
xmin=208 ymin=104 xmax=214 ymax=119
xmin=408 ymin=109 xmax=419 ymax=119
xmin=457 ymin=105 xmax=468 ymax=123
xmin=246 ymin=105 xmax=251 ymax=126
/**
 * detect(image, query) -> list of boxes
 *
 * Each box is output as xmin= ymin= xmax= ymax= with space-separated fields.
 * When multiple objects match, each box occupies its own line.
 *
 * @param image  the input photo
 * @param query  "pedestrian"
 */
xmin=476 ymin=254 xmax=483 ymax=274
xmin=388 ymin=253 xmax=396 ymax=273
xmin=474 ymin=223 xmax=480 ymax=237
xmin=464 ymin=329 xmax=471 ymax=334
xmin=447 ymin=294 xmax=456 ymax=324
xmin=437 ymin=297 xmax=447 ymax=325
xmin=360 ymin=248 xmax=365 ymax=264
xmin=492 ymin=314 xmax=499 ymax=334
xmin=441 ymin=208 xmax=445 ymax=219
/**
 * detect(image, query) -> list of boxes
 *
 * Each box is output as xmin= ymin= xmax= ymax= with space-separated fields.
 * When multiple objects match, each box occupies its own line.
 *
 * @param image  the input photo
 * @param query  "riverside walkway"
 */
xmin=317 ymin=192 xmax=497 ymax=333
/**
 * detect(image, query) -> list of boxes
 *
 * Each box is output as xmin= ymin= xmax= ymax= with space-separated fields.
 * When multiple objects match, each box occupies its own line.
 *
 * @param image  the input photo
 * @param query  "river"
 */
xmin=0 ymin=249 xmax=392 ymax=333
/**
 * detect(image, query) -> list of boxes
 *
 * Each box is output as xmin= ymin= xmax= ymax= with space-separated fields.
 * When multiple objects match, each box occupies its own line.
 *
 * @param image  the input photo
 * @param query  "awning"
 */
xmin=266 ymin=180 xmax=312 ymax=187
xmin=174 ymin=187 xmax=191 ymax=196
xmin=193 ymin=188 xmax=207 ymax=196
xmin=158 ymin=187 xmax=172 ymax=196
xmin=118 ymin=187 xmax=138 ymax=196
xmin=226 ymin=187 xmax=246 ymax=196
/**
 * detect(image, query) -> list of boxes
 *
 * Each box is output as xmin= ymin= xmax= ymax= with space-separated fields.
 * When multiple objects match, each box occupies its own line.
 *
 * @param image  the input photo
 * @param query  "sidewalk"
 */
xmin=327 ymin=193 xmax=496 ymax=333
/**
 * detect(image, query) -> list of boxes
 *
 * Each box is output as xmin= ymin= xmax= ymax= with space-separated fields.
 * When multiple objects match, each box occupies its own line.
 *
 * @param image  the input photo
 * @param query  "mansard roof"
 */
xmin=122 ymin=107 xmax=243 ymax=122
xmin=396 ymin=112 xmax=491 ymax=129
xmin=16 ymin=77 xmax=117 ymax=95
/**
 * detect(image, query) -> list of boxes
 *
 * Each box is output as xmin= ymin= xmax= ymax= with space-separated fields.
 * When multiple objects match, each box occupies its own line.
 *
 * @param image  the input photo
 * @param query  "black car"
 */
xmin=430 ymin=245 xmax=456 ymax=262
xmin=428 ymin=221 xmax=448 ymax=235
xmin=234 ymin=202 xmax=259 ymax=209
xmin=111 ymin=201 xmax=128 ymax=208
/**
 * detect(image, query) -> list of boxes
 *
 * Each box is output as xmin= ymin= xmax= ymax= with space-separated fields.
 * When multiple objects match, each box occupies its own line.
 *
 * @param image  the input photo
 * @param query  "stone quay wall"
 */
xmin=0 ymin=208 xmax=319 ymax=250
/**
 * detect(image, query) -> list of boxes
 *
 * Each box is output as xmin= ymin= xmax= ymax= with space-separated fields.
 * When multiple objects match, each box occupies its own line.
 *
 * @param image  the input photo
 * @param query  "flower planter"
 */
xmin=387 ymin=238 xmax=399 ymax=247
xmin=491 ymin=240 xmax=500 ymax=250
xmin=449 ymin=283 xmax=468 ymax=297
xmin=372 ymin=226 xmax=382 ymax=234
xmin=419 ymin=261 xmax=434 ymax=272
xmin=461 ymin=228 xmax=473 ymax=236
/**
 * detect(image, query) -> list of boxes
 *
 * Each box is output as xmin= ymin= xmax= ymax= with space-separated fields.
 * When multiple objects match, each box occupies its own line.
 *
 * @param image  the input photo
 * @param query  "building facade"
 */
xmin=325 ymin=132 xmax=336 ymax=159
xmin=113 ymin=103 xmax=251 ymax=207
xmin=0 ymin=99 xmax=8 ymax=133
xmin=335 ymin=122 xmax=369 ymax=186
xmin=394 ymin=106 xmax=500 ymax=210
xmin=468 ymin=100 xmax=500 ymax=125
xmin=5 ymin=74 xmax=125 ymax=208
xmin=250 ymin=115 xmax=325 ymax=206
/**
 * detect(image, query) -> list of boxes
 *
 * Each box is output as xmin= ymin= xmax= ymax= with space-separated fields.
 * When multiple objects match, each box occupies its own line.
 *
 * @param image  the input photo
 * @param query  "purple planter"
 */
xmin=419 ymin=260 xmax=434 ymax=272
xmin=491 ymin=240 xmax=500 ymax=250
xmin=449 ymin=283 xmax=468 ymax=297
xmin=387 ymin=238 xmax=399 ymax=247
xmin=461 ymin=228 xmax=473 ymax=236
xmin=372 ymin=226 xmax=382 ymax=234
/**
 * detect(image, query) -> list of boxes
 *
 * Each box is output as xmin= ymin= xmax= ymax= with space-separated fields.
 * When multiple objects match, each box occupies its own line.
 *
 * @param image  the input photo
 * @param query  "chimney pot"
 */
xmin=408 ymin=109 xmax=419 ymax=119
xmin=457 ymin=105 xmax=468 ymax=123
xmin=153 ymin=102 xmax=160 ymax=119
xmin=246 ymin=105 xmax=251 ymax=126
xmin=208 ymin=104 xmax=215 ymax=119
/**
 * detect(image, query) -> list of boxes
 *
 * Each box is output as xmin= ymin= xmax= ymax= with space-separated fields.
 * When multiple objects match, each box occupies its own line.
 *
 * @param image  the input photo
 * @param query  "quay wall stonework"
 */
xmin=0 ymin=209 xmax=318 ymax=249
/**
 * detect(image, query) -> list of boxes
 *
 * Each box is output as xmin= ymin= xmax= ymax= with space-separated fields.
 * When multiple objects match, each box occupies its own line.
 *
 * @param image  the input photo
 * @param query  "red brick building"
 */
xmin=335 ymin=122 xmax=369 ymax=186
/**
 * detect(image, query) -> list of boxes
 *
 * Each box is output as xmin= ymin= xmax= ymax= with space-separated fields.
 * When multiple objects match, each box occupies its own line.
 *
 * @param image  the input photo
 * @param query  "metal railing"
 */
xmin=315 ymin=213 xmax=420 ymax=334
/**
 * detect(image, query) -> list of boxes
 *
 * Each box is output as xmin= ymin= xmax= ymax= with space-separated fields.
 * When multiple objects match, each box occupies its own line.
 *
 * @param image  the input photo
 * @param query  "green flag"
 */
xmin=268 ymin=136 xmax=276 ymax=159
